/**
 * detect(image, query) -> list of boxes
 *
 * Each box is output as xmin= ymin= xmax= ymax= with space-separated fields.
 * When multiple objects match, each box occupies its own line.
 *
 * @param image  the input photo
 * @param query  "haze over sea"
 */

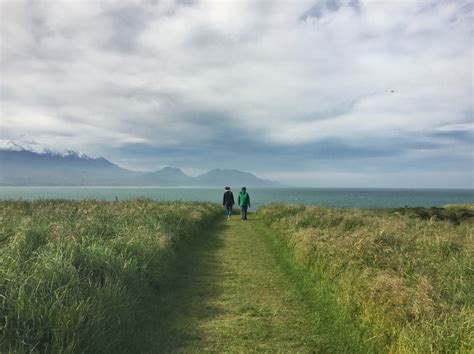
xmin=1 ymin=187 xmax=473 ymax=209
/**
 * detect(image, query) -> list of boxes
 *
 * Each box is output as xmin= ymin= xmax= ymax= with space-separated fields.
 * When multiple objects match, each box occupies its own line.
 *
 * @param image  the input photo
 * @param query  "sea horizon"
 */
xmin=1 ymin=185 xmax=472 ymax=190
xmin=2 ymin=186 xmax=473 ymax=209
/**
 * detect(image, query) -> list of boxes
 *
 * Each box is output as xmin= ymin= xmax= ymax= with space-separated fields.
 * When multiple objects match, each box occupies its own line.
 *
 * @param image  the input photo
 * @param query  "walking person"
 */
xmin=238 ymin=187 xmax=251 ymax=221
xmin=223 ymin=186 xmax=235 ymax=220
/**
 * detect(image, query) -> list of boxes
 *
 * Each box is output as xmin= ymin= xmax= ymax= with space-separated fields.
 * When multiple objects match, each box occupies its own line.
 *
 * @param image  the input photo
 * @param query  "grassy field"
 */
xmin=257 ymin=204 xmax=474 ymax=352
xmin=0 ymin=200 xmax=221 ymax=352
xmin=1 ymin=200 xmax=472 ymax=352
xmin=0 ymin=200 xmax=376 ymax=353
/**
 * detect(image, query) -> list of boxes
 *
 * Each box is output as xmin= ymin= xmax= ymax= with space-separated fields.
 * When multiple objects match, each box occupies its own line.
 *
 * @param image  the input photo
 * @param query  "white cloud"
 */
xmin=437 ymin=123 xmax=474 ymax=132
xmin=1 ymin=0 xmax=472 ymax=186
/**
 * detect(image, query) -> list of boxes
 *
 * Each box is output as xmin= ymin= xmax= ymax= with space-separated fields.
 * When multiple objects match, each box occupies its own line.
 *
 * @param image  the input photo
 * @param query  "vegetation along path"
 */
xmin=141 ymin=215 xmax=374 ymax=353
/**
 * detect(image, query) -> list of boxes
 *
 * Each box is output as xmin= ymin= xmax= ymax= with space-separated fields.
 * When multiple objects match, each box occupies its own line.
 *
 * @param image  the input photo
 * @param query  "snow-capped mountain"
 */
xmin=0 ymin=140 xmax=278 ymax=186
xmin=0 ymin=140 xmax=130 ymax=186
xmin=1 ymin=140 xmax=55 ymax=155
xmin=0 ymin=139 xmax=98 ymax=160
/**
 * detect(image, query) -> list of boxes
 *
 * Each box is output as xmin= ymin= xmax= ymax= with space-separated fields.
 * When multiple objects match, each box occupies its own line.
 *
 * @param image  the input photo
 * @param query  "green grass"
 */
xmin=257 ymin=204 xmax=474 ymax=353
xmin=2 ymin=200 xmax=472 ymax=352
xmin=1 ymin=200 xmax=380 ymax=353
xmin=139 ymin=216 xmax=378 ymax=352
xmin=0 ymin=199 xmax=221 ymax=352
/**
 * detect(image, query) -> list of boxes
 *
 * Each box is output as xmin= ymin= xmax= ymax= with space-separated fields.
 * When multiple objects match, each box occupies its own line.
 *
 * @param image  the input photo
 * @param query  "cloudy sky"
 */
xmin=1 ymin=0 xmax=472 ymax=187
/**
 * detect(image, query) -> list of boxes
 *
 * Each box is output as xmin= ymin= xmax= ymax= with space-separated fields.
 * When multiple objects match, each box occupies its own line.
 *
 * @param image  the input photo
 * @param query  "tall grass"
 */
xmin=258 ymin=204 xmax=473 ymax=353
xmin=0 ymin=199 xmax=221 ymax=352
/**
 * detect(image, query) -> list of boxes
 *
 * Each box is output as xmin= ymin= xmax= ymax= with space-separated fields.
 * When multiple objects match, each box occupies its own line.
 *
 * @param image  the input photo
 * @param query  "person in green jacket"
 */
xmin=238 ymin=187 xmax=251 ymax=220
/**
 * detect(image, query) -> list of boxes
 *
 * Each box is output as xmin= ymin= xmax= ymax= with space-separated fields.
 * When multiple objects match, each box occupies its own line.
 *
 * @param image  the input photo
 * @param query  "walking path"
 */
xmin=140 ymin=216 xmax=370 ymax=353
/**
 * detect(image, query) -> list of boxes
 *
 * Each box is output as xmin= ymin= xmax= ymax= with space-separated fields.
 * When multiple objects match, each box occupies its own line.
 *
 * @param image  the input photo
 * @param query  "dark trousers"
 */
xmin=240 ymin=205 xmax=248 ymax=220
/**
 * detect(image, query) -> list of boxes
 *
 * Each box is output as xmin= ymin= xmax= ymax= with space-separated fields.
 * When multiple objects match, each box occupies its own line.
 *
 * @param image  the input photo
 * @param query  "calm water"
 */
xmin=0 ymin=187 xmax=473 ymax=209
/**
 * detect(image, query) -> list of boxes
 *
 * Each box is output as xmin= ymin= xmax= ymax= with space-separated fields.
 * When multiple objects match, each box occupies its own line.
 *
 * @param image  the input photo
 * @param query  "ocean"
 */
xmin=0 ymin=187 xmax=473 ymax=209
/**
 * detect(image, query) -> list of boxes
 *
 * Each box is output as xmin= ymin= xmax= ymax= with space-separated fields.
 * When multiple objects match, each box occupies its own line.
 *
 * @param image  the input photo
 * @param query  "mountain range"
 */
xmin=0 ymin=141 xmax=278 ymax=187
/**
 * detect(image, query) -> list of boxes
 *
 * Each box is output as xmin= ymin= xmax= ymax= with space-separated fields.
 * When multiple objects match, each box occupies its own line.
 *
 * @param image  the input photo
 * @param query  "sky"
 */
xmin=1 ymin=0 xmax=473 ymax=188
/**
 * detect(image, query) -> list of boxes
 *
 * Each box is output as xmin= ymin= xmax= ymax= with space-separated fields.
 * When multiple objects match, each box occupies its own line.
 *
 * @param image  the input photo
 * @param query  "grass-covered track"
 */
xmin=140 ymin=216 xmax=375 ymax=353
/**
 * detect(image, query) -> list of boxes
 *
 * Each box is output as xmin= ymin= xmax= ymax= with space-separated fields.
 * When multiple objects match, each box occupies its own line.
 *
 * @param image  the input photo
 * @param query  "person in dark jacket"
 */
xmin=223 ymin=186 xmax=235 ymax=220
xmin=238 ymin=187 xmax=251 ymax=220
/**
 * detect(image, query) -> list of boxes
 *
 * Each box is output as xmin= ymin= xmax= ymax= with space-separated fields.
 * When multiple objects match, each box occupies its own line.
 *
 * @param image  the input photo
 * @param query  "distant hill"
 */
xmin=0 ymin=141 xmax=278 ymax=187
xmin=195 ymin=169 xmax=278 ymax=187
xmin=139 ymin=167 xmax=194 ymax=186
